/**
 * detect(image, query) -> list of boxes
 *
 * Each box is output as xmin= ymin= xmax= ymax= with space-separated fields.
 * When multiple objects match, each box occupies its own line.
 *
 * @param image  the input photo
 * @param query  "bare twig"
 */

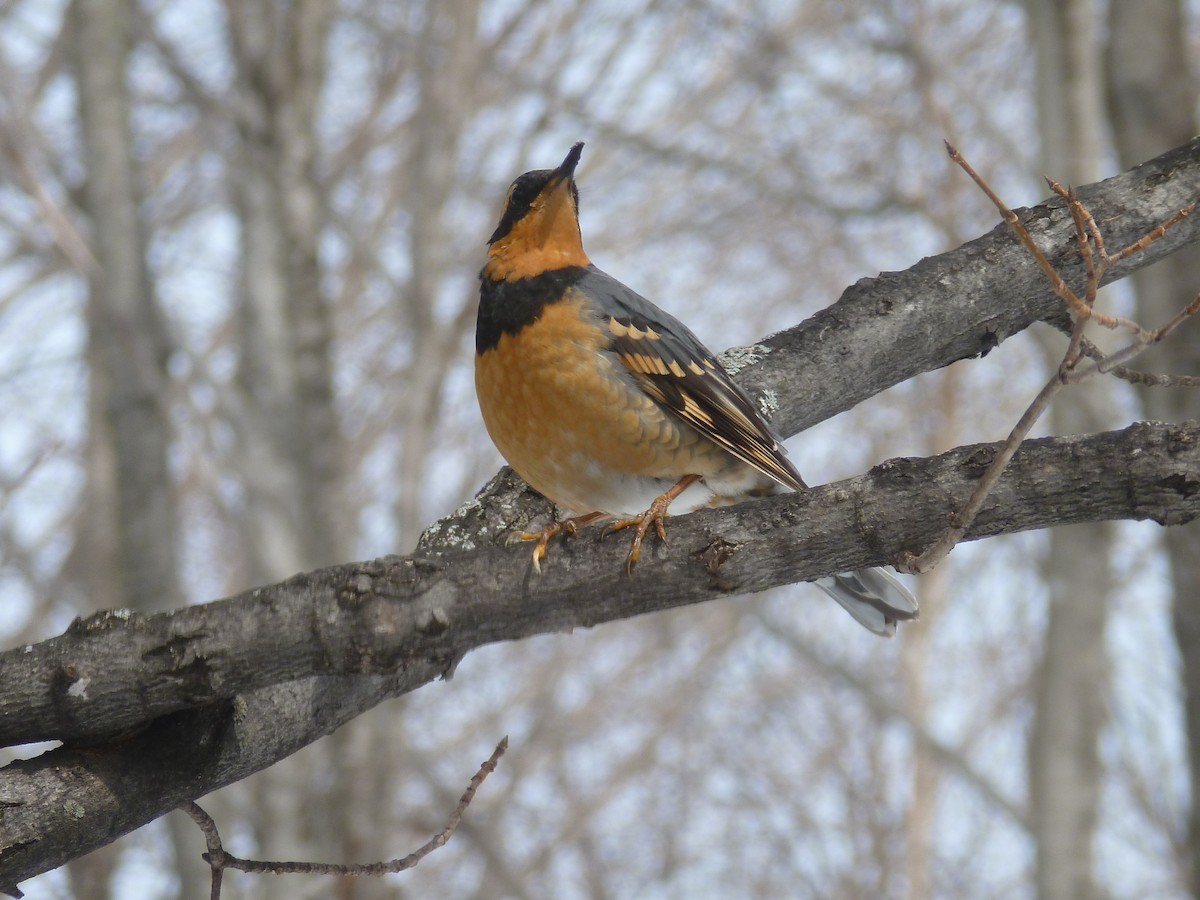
xmin=945 ymin=141 xmax=1190 ymax=333
xmin=1047 ymin=177 xmax=1108 ymax=265
xmin=900 ymin=365 xmax=1066 ymax=573
xmin=1061 ymin=290 xmax=1200 ymax=384
xmin=901 ymin=146 xmax=1200 ymax=574
xmin=181 ymin=737 xmax=509 ymax=898
xmin=179 ymin=803 xmax=224 ymax=900
xmin=946 ymin=142 xmax=1113 ymax=326
xmin=1048 ymin=179 xmax=1098 ymax=317
xmin=1055 ymin=331 xmax=1200 ymax=388
xmin=1107 ymin=204 xmax=1196 ymax=266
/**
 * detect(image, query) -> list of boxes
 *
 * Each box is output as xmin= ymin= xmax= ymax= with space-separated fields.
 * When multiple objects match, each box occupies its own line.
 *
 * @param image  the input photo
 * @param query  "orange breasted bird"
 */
xmin=475 ymin=143 xmax=919 ymax=636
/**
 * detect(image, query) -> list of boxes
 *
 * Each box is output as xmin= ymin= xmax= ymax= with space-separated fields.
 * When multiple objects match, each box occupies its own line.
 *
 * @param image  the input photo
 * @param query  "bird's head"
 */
xmin=484 ymin=142 xmax=589 ymax=281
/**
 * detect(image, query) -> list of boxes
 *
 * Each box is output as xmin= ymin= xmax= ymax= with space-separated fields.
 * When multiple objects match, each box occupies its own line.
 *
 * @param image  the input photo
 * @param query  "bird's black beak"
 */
xmin=556 ymin=142 xmax=584 ymax=180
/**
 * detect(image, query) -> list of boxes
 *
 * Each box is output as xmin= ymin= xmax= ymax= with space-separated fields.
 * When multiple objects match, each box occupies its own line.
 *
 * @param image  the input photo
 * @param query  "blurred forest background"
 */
xmin=1 ymin=0 xmax=1199 ymax=897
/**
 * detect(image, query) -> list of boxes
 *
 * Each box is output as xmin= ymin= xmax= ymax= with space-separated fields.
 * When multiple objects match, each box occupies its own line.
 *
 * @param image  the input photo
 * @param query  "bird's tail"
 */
xmin=814 ymin=568 xmax=919 ymax=638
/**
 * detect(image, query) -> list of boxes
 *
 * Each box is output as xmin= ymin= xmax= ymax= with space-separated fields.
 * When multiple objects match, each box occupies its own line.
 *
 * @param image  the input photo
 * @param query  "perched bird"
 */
xmin=475 ymin=142 xmax=918 ymax=636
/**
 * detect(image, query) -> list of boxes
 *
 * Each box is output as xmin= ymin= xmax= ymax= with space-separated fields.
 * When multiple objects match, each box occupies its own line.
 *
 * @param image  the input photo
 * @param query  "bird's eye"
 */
xmin=496 ymin=183 xmax=517 ymax=222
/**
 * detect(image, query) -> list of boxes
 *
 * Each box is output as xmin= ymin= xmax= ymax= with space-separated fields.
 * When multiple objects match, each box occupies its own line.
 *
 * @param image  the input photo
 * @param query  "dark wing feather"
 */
xmin=577 ymin=268 xmax=807 ymax=491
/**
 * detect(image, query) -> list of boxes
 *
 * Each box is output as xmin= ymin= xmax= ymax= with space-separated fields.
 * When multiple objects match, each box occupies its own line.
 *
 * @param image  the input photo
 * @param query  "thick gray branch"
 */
xmin=2 ymin=422 xmax=1199 ymax=890
xmin=3 ymin=420 xmax=1198 ymax=749
xmin=2 ymin=138 xmax=1200 ymax=892
xmin=738 ymin=136 xmax=1200 ymax=436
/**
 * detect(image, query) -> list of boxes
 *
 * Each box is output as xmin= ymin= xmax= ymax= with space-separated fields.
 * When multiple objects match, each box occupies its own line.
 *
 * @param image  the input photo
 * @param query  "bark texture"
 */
xmin=1 ymin=420 xmax=1199 ymax=889
xmin=2 ymin=137 xmax=1200 ymax=892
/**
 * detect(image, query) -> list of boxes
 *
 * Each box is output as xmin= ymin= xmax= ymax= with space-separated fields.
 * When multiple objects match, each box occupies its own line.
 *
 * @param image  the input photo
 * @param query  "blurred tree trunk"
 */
xmin=68 ymin=0 xmax=186 ymax=895
xmin=1026 ymin=2 xmax=1110 ymax=898
xmin=227 ymin=0 xmax=344 ymax=582
xmin=901 ymin=533 xmax=942 ymax=900
xmin=901 ymin=358 xmax=959 ymax=900
xmin=344 ymin=5 xmax=500 ymax=897
xmin=1106 ymin=0 xmax=1200 ymax=890
xmin=219 ymin=3 xmax=346 ymax=899
xmin=71 ymin=0 xmax=180 ymax=614
xmin=392 ymin=0 xmax=484 ymax=548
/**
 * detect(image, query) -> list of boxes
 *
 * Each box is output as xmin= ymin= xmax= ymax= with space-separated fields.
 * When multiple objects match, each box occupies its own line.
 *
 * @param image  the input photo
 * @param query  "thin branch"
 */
xmin=946 ymin=140 xmax=1115 ymax=327
xmin=1048 ymin=179 xmax=1099 ymax=314
xmin=179 ymin=803 xmax=224 ymax=900
xmin=1061 ymin=290 xmax=1200 ymax=384
xmin=900 ymin=365 xmax=1066 ymax=573
xmin=1049 ymin=174 xmax=1113 ymax=266
xmin=6 ymin=136 xmax=1200 ymax=891
xmin=903 ymin=147 xmax=1200 ymax=574
xmin=181 ymin=737 xmax=508 ymax=897
xmin=1058 ymin=331 xmax=1200 ymax=388
xmin=1107 ymin=204 xmax=1196 ymax=266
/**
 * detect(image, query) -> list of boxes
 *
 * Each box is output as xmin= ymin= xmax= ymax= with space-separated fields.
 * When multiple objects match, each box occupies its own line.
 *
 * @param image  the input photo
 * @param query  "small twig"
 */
xmin=947 ymin=142 xmax=1121 ymax=329
xmin=1106 ymin=367 xmax=1200 ymax=388
xmin=1047 ymin=176 xmax=1109 ymax=267
xmin=1062 ymin=342 xmax=1151 ymax=383
xmin=1062 ymin=291 xmax=1200 ymax=383
xmin=1150 ymin=289 xmax=1200 ymax=339
xmin=181 ymin=737 xmax=509 ymax=898
xmin=180 ymin=803 xmax=225 ymax=900
xmin=1058 ymin=331 xmax=1200 ymax=388
xmin=1046 ymin=177 xmax=1198 ymax=309
xmin=1106 ymin=203 xmax=1195 ymax=266
xmin=903 ymin=146 xmax=1200 ymax=574
xmin=900 ymin=365 xmax=1065 ymax=573
xmin=1048 ymin=179 xmax=1098 ymax=317
xmin=902 ymin=309 xmax=1190 ymax=573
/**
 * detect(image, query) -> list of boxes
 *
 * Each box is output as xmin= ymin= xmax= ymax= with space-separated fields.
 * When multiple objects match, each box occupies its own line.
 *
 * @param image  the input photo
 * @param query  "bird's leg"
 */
xmin=515 ymin=511 xmax=607 ymax=575
xmin=604 ymin=474 xmax=701 ymax=574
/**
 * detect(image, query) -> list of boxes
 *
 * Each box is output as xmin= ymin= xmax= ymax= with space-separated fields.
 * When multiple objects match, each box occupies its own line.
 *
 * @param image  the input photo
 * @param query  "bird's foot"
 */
xmin=604 ymin=474 xmax=701 ymax=574
xmin=512 ymin=512 xmax=605 ymax=575
xmin=604 ymin=508 xmax=668 ymax=574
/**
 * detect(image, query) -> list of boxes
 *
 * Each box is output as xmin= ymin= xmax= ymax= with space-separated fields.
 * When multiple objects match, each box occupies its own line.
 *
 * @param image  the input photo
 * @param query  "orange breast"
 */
xmin=476 ymin=291 xmax=731 ymax=513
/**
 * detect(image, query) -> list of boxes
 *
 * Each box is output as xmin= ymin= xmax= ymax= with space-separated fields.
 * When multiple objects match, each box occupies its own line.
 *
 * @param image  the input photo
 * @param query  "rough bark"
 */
xmin=2 ymin=138 xmax=1200 ymax=892
xmin=726 ymin=138 xmax=1200 ymax=438
xmin=2 ymin=419 xmax=1199 ymax=890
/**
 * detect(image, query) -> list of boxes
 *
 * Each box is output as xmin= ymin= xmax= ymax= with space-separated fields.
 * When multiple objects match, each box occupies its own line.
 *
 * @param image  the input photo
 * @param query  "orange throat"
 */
xmin=484 ymin=242 xmax=590 ymax=281
xmin=484 ymin=187 xmax=590 ymax=281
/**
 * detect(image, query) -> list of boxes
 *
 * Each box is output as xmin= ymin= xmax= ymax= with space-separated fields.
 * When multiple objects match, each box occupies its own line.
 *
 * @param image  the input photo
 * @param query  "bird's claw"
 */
xmin=510 ymin=513 xmax=603 ymax=575
xmin=606 ymin=502 xmax=672 ymax=574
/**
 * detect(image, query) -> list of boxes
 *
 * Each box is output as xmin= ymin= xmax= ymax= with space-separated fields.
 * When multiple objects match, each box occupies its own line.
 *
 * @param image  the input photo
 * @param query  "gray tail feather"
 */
xmin=814 ymin=568 xmax=920 ymax=638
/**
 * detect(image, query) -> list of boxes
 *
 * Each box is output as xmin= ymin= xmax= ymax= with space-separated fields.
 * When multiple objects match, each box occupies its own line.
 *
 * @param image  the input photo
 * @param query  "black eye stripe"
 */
xmin=510 ymin=174 xmax=546 ymax=211
xmin=487 ymin=171 xmax=554 ymax=242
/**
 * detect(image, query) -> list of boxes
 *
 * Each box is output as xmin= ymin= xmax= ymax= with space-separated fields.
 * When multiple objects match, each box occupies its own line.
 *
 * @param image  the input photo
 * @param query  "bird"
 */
xmin=474 ymin=142 xmax=919 ymax=636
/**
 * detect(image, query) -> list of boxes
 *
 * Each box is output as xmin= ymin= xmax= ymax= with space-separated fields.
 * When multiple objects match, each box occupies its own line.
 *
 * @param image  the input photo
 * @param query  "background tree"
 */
xmin=1108 ymin=3 xmax=1200 ymax=896
xmin=1026 ymin=2 xmax=1110 ymax=898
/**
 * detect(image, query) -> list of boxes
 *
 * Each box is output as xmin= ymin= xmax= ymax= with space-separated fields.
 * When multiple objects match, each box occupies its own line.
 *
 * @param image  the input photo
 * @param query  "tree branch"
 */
xmin=2 ymin=421 xmax=1199 ymax=890
xmin=3 ymin=418 xmax=1198 ymax=750
xmin=736 ymin=135 xmax=1200 ymax=437
xmin=181 ymin=735 xmax=506 ymax=895
xmin=2 ymin=137 xmax=1200 ymax=892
